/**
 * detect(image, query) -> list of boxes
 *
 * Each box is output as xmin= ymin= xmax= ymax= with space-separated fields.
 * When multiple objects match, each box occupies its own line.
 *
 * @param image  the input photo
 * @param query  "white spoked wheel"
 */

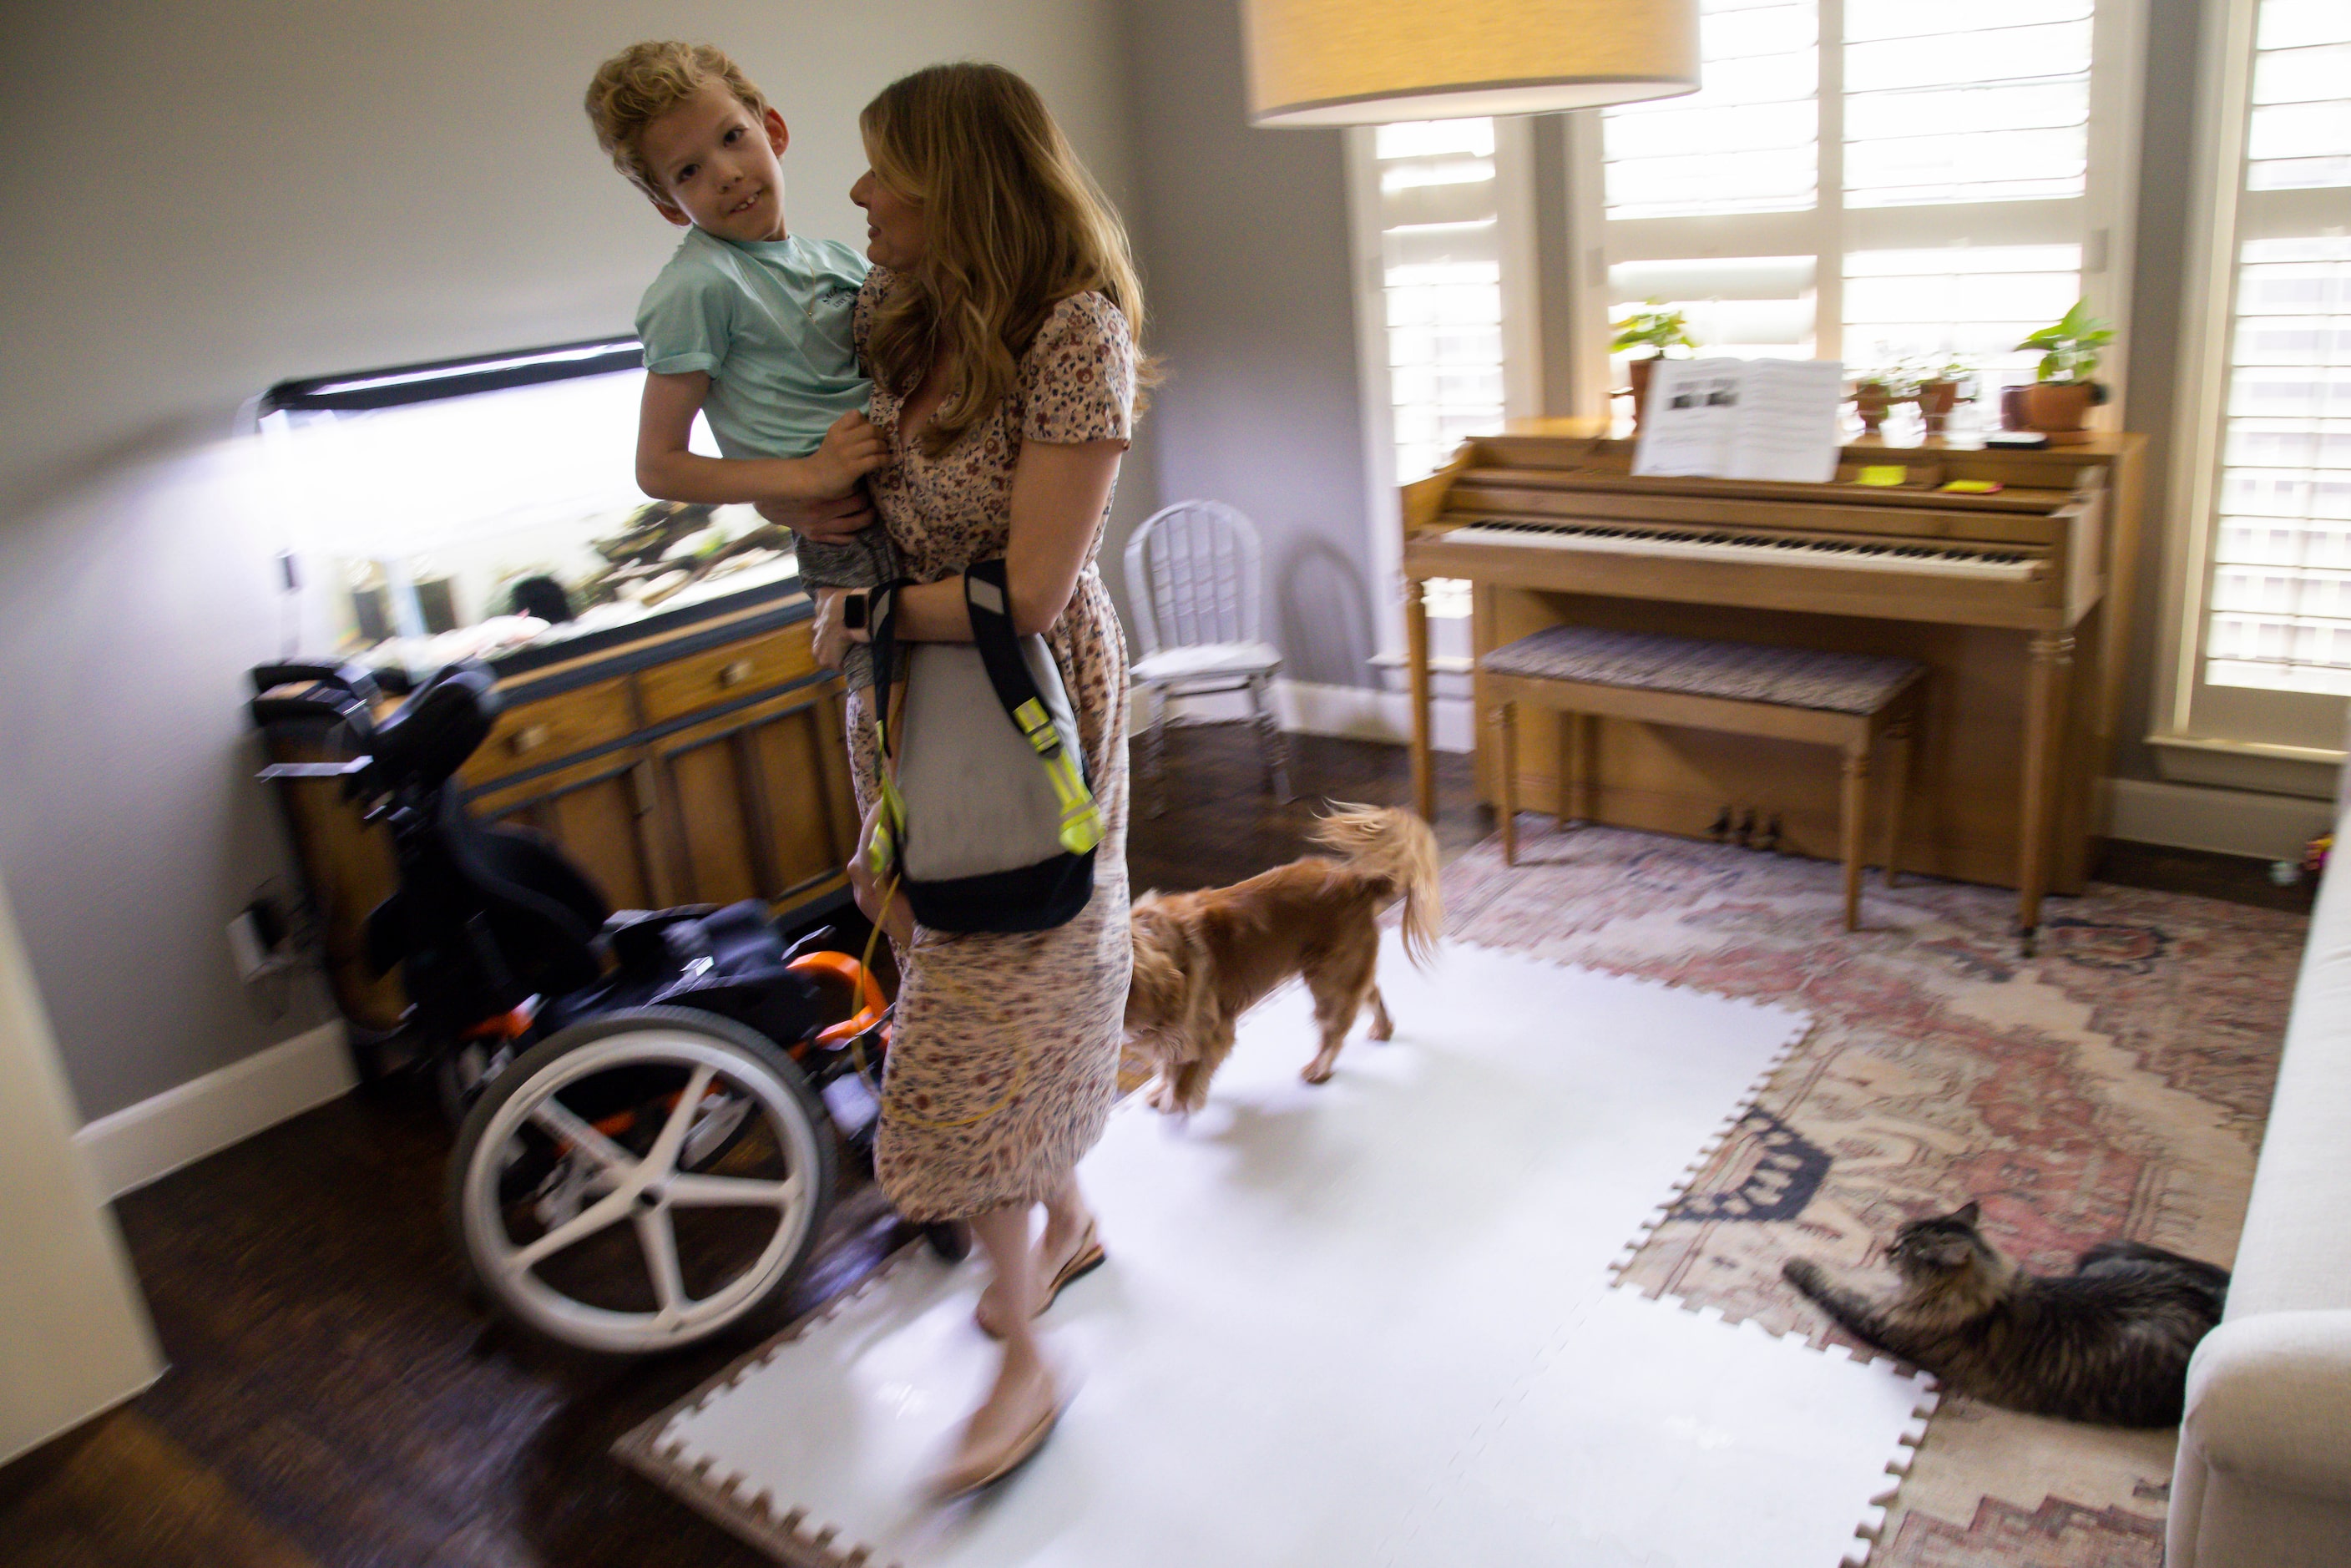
xmin=447 ymin=1007 xmax=834 ymax=1356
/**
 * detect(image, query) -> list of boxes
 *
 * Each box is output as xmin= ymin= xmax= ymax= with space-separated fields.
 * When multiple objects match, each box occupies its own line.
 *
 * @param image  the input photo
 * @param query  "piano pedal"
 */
xmin=1735 ymin=807 xmax=1758 ymax=849
xmin=1755 ymin=813 xmax=1783 ymax=854
xmin=1708 ymin=806 xmax=1734 ymax=844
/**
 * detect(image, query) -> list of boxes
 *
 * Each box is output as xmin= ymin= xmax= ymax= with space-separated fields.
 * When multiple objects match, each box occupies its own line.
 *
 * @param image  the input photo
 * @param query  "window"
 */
xmin=1347 ymin=117 xmax=1539 ymax=656
xmin=1843 ymin=1 xmax=2092 ymax=209
xmin=1370 ymin=119 xmax=1513 ymax=487
xmin=2204 ymin=237 xmax=2351 ymax=697
xmin=1565 ymin=0 xmax=2141 ymax=439
xmin=2158 ymin=0 xmax=2351 ymax=761
xmin=1603 ymin=0 xmax=1818 ymax=221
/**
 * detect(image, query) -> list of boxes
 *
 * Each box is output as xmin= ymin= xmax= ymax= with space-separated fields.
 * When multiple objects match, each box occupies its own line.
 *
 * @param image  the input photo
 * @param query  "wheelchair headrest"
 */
xmin=361 ymin=662 xmax=502 ymax=794
xmin=248 ymin=660 xmax=382 ymax=752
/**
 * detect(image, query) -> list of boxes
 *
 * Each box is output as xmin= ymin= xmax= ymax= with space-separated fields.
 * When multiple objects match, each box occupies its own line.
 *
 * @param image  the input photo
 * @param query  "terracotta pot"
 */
xmin=1916 ymin=378 xmax=1963 ymax=436
xmin=1853 ymin=380 xmax=1893 ymax=436
xmin=1629 ymin=356 xmax=1657 ymax=432
xmin=2020 ymin=380 xmax=2096 ymax=434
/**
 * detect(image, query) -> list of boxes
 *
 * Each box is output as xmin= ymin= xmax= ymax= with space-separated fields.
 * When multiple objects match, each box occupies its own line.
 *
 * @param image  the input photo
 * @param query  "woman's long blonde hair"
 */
xmin=860 ymin=63 xmax=1153 ymax=458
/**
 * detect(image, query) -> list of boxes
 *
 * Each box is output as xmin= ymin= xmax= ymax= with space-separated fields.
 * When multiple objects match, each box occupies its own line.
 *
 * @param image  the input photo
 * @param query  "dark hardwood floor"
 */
xmin=0 ymin=723 xmax=2308 ymax=1565
xmin=2091 ymin=834 xmax=2318 ymax=917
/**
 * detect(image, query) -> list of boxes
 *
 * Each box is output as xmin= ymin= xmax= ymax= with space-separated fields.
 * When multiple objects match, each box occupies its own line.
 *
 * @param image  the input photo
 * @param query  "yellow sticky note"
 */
xmin=1855 ymin=465 xmax=1908 ymax=487
xmin=1941 ymin=479 xmax=2005 ymax=493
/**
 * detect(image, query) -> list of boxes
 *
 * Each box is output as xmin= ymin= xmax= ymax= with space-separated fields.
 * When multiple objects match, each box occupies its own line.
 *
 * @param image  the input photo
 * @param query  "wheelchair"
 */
xmin=252 ymin=659 xmax=955 ymax=1356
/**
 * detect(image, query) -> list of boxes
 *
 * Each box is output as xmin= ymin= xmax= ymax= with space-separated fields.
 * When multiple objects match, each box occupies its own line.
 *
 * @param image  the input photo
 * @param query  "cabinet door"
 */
xmin=644 ymin=681 xmax=858 ymax=912
xmin=469 ymin=751 xmax=674 ymax=912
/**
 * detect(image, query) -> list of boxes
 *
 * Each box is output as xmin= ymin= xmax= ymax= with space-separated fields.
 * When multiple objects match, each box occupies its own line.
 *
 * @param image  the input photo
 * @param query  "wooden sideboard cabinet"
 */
xmin=260 ymin=598 xmax=860 ymax=1035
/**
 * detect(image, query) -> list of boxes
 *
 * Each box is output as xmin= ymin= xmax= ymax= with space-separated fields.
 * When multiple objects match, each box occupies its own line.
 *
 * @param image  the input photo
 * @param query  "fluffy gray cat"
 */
xmin=1782 ymin=1201 xmax=2229 ymax=1427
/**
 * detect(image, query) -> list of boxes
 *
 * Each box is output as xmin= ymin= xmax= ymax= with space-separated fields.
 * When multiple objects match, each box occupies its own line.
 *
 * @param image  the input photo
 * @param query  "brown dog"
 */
xmin=1125 ymin=804 xmax=1441 ymax=1114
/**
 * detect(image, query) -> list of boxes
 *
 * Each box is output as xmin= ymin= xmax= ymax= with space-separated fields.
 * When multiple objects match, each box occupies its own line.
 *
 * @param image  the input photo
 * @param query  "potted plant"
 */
xmin=1612 ymin=303 xmax=1697 ymax=431
xmin=2009 ymin=301 xmax=2113 ymax=442
xmin=1852 ymin=364 xmax=1918 ymax=438
xmin=1914 ymin=357 xmax=1973 ymax=437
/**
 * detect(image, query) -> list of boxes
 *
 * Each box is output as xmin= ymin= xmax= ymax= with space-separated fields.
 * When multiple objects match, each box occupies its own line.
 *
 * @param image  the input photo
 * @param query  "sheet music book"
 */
xmin=1631 ymin=357 xmax=1847 ymax=483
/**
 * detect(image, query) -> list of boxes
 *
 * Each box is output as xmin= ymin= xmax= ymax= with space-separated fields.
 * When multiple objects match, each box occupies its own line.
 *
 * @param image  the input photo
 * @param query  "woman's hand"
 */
xmin=755 ymin=488 xmax=877 ymax=544
xmin=851 ymin=796 xmax=914 ymax=948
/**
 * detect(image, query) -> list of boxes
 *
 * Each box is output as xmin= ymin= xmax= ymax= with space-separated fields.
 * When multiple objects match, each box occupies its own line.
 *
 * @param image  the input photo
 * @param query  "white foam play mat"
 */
xmin=618 ymin=937 xmax=1935 ymax=1567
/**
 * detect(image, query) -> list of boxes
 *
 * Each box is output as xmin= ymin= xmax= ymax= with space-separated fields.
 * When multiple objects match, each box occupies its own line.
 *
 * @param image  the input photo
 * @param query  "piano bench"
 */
xmin=1479 ymin=626 xmax=1928 ymax=932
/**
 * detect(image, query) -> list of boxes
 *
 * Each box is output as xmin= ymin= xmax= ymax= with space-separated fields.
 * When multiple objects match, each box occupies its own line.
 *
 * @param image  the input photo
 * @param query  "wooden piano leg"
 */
xmin=1576 ymin=712 xmax=1599 ymax=825
xmin=1497 ymin=700 xmax=1519 ymax=865
xmin=1405 ymin=575 xmax=1434 ymax=823
xmin=1555 ymin=710 xmax=1574 ymax=832
xmin=1881 ymin=716 xmax=1913 ymax=889
xmin=1840 ymin=742 xmax=1868 ymax=932
xmin=2017 ymin=632 xmax=2075 ymax=954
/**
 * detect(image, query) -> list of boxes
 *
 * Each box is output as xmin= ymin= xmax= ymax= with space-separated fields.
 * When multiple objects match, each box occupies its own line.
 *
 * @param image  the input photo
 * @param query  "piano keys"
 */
xmin=1400 ymin=428 xmax=2149 ymax=945
xmin=1435 ymin=518 xmax=2043 ymax=581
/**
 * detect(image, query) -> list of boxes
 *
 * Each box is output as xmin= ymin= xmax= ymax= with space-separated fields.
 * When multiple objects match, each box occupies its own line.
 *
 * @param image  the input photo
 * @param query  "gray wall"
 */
xmin=0 ymin=0 xmax=1145 ymax=1122
xmin=2112 ymin=0 xmax=2203 ymax=784
xmin=1120 ymin=0 xmax=1379 ymax=688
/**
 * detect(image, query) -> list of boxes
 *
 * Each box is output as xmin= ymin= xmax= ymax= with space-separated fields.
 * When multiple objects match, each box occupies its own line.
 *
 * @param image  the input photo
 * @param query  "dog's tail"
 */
xmin=1311 ymin=803 xmax=1442 ymax=969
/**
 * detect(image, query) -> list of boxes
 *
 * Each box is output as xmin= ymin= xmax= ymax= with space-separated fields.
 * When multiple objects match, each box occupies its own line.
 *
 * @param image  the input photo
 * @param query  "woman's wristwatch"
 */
xmin=842 ymin=589 xmax=870 ymax=632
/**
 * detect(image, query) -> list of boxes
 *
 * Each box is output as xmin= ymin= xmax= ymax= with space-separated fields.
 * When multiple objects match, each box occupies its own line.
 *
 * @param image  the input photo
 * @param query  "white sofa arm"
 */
xmin=2183 ymin=1312 xmax=2351 ymax=1501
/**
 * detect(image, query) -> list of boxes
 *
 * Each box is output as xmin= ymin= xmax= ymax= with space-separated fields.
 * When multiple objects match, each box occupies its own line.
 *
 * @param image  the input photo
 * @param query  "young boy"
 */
xmin=587 ymin=40 xmax=893 ymax=690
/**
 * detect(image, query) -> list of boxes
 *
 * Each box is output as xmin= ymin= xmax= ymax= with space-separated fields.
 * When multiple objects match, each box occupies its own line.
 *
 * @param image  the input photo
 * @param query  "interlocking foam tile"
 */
xmin=621 ymin=936 xmax=1928 ymax=1567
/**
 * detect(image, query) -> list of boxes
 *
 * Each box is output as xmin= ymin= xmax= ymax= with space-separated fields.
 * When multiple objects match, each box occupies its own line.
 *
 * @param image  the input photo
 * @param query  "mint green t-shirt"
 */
xmin=635 ymin=227 xmax=871 ymax=461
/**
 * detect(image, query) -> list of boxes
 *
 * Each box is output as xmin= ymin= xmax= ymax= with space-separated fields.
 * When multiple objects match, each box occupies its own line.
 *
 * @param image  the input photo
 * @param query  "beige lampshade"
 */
xmin=1243 ymin=0 xmax=1701 ymax=126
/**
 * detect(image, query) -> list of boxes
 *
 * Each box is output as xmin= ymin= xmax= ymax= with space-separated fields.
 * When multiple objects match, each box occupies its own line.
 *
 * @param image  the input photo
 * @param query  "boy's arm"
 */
xmin=634 ymin=371 xmax=886 ymax=504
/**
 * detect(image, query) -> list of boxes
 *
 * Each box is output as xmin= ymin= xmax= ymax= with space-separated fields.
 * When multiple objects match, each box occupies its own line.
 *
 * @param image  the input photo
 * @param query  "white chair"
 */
xmin=1124 ymin=499 xmax=1291 ymax=813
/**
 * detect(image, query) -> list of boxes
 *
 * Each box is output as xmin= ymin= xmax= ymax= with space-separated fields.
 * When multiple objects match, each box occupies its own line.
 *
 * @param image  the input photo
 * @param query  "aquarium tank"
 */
xmin=258 ymin=337 xmax=801 ymax=676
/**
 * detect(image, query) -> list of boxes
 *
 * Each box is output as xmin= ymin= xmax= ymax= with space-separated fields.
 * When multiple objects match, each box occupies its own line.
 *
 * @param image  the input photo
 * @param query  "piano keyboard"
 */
xmin=1442 ymin=518 xmax=2042 ymax=580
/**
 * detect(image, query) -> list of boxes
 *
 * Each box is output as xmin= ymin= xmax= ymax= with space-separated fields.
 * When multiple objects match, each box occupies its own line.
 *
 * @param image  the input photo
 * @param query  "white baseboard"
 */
xmin=1159 ymin=677 xmax=1475 ymax=753
xmin=74 ymin=1020 xmax=355 ymax=1201
xmin=2106 ymin=777 xmax=2340 ymax=861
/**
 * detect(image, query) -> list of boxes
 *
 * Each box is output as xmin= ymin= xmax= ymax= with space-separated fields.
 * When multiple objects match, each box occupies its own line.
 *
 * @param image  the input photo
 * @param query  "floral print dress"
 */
xmin=849 ymin=268 xmax=1135 ymax=1222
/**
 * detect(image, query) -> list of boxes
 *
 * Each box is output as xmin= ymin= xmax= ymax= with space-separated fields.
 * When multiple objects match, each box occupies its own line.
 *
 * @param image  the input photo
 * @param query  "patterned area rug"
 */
xmin=1443 ymin=822 xmax=2308 ymax=1567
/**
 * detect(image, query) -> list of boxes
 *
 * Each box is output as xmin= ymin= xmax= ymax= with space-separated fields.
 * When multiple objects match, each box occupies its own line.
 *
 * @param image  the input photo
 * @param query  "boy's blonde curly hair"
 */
xmin=585 ymin=40 xmax=767 ymax=200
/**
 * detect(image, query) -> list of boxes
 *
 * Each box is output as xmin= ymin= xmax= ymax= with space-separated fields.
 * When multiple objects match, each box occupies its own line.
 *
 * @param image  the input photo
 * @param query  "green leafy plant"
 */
xmin=2015 ymin=301 xmax=2113 ymax=385
xmin=1904 ymin=353 xmax=1972 ymax=390
xmin=1611 ymin=303 xmax=1697 ymax=359
xmin=1858 ymin=363 xmax=1920 ymax=398
xmin=1868 ymin=356 xmax=1974 ymax=394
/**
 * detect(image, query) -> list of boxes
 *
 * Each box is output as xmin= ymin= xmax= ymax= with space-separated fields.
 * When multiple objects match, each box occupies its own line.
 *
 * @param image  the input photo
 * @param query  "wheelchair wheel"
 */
xmin=447 ymin=1006 xmax=834 ymax=1356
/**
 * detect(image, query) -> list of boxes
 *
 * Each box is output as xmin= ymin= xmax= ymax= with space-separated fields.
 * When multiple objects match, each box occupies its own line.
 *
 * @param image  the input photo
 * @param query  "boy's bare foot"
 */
xmin=927 ymin=1343 xmax=1061 ymax=1500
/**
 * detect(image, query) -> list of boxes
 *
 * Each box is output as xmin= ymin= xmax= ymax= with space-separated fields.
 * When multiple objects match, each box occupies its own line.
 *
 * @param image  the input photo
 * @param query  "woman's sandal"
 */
xmin=926 ymin=1378 xmax=1064 ymax=1501
xmin=973 ymin=1220 xmax=1105 ymax=1339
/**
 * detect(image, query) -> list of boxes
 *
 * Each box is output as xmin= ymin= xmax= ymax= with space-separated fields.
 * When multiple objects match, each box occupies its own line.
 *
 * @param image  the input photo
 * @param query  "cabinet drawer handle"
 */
xmin=509 ymin=723 xmax=551 ymax=755
xmin=717 ymin=658 xmax=756 ymax=689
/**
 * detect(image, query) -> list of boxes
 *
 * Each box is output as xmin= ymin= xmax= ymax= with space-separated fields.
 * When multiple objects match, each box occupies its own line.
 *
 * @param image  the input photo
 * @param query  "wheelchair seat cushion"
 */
xmin=604 ymin=900 xmax=788 ymax=984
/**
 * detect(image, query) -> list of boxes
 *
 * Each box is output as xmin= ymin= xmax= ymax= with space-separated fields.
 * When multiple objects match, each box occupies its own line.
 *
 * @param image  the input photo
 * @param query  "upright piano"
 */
xmin=1401 ymin=426 xmax=2147 ymax=938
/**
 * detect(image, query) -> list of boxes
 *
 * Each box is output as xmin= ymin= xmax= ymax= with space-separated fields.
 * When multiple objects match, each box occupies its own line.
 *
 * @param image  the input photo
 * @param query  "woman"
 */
xmin=799 ymin=63 xmax=1143 ymax=1498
